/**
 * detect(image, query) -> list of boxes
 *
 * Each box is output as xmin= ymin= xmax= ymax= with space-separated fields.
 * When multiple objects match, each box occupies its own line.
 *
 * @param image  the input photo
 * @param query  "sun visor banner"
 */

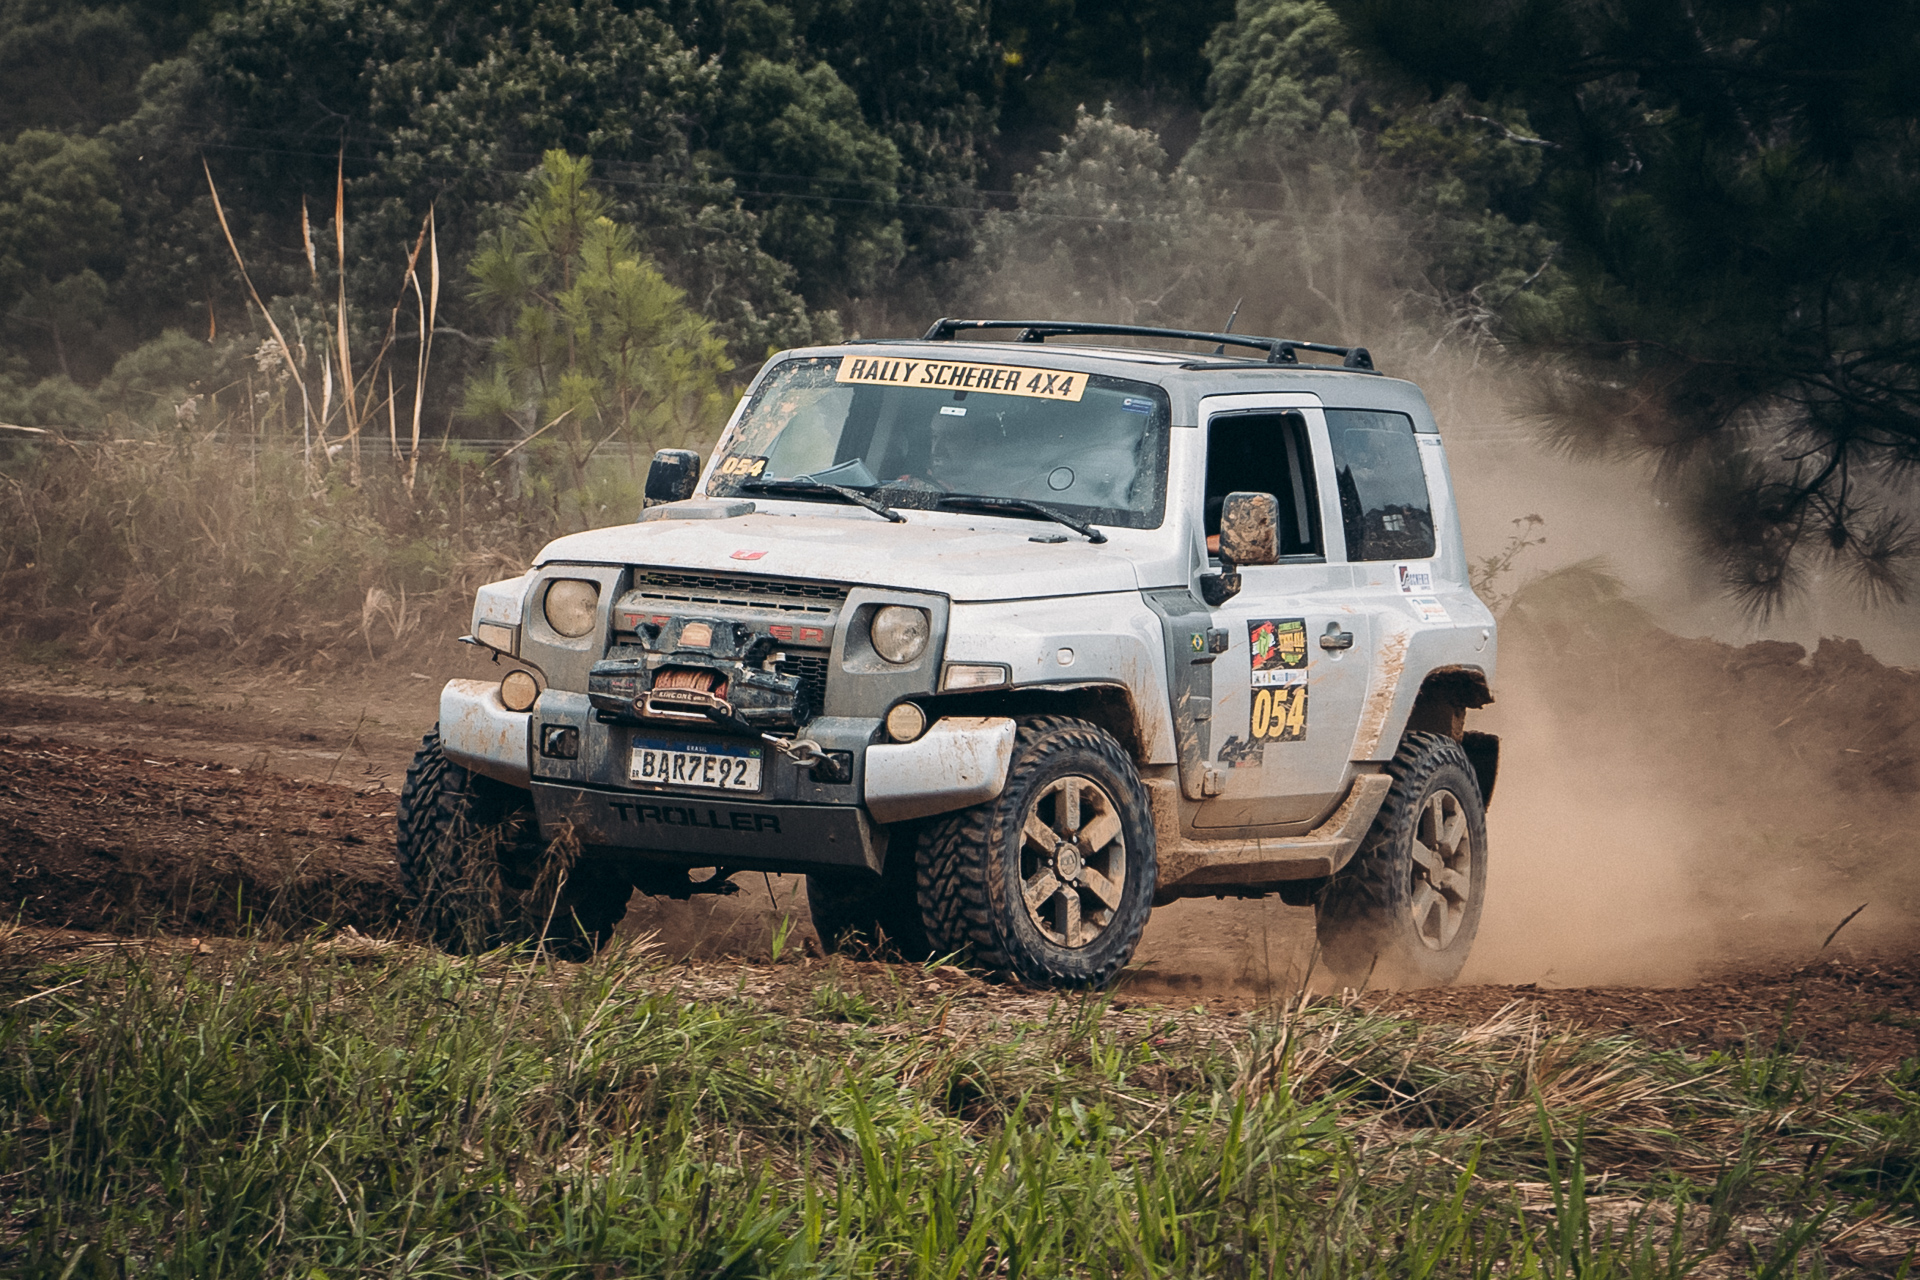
xmin=836 ymin=356 xmax=1089 ymax=402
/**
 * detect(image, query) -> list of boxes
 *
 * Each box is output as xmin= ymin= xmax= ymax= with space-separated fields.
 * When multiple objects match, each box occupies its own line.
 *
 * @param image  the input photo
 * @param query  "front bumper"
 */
xmin=440 ymin=679 xmax=533 ymax=787
xmin=531 ymin=783 xmax=884 ymax=873
xmin=448 ymin=672 xmax=1019 ymax=870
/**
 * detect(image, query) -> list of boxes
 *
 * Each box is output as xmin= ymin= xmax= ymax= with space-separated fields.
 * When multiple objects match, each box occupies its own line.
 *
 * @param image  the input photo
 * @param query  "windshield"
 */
xmin=708 ymin=355 xmax=1171 ymax=529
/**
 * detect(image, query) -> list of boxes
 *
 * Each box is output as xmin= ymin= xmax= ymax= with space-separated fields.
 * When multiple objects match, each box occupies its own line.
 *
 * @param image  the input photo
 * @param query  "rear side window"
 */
xmin=1326 ymin=409 xmax=1434 ymax=561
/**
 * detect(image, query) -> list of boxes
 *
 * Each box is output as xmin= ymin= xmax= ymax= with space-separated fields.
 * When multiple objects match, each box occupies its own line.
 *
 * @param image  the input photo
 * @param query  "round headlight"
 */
xmin=500 ymin=669 xmax=540 ymax=712
xmin=543 ymin=579 xmax=600 ymax=637
xmin=870 ymin=605 xmax=930 ymax=665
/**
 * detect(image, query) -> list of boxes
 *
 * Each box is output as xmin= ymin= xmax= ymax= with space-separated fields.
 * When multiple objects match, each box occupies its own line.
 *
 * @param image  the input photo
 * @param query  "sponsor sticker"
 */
xmin=1217 ymin=734 xmax=1265 ymax=769
xmin=1396 ymin=562 xmax=1435 ymax=594
xmin=1410 ymin=595 xmax=1451 ymax=624
xmin=730 ymin=549 xmax=768 ymax=561
xmin=938 ymin=405 xmax=967 ymax=416
xmin=1249 ymin=617 xmax=1307 ymax=674
xmin=836 ymin=356 xmax=1088 ymax=401
xmin=1121 ymin=396 xmax=1154 ymax=414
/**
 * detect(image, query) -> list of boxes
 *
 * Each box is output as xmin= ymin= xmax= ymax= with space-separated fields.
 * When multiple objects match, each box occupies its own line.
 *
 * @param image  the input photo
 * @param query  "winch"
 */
xmin=586 ymin=614 xmax=812 ymax=732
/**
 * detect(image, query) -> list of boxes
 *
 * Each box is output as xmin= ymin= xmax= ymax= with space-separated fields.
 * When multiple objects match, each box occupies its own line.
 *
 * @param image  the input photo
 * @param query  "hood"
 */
xmin=533 ymin=507 xmax=1146 ymax=601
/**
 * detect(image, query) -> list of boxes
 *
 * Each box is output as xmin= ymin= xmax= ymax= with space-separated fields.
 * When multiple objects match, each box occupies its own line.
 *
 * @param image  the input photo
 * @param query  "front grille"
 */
xmin=628 ymin=569 xmax=848 ymax=613
xmin=777 ymin=651 xmax=831 ymax=716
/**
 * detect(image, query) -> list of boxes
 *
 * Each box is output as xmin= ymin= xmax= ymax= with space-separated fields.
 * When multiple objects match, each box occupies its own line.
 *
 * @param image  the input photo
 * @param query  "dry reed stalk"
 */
xmin=408 ymin=209 xmax=440 ymax=493
xmin=332 ymin=153 xmax=362 ymax=486
xmin=204 ymin=158 xmax=324 ymax=474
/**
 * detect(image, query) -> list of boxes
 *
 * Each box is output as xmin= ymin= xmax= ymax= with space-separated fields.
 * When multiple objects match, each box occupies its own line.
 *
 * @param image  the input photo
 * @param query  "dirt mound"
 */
xmin=1462 ymin=571 xmax=1920 ymax=987
xmin=0 ymin=735 xmax=404 ymax=935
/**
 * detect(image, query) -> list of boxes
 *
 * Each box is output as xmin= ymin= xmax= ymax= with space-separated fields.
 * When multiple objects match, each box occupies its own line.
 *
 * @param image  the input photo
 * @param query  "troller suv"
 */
xmin=397 ymin=319 xmax=1500 ymax=988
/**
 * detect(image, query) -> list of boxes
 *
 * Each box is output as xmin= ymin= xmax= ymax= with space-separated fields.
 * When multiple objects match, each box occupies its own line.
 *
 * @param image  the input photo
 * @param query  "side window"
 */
xmin=1204 ymin=411 xmax=1322 ymax=557
xmin=1325 ymin=409 xmax=1434 ymax=561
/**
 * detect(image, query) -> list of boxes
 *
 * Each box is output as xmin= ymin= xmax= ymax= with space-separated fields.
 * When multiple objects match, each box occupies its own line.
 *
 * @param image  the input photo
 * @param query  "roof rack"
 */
xmin=920 ymin=318 xmax=1377 ymax=372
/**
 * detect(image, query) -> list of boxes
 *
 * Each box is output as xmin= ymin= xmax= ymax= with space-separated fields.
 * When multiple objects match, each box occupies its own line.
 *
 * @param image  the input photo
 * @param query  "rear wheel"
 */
xmin=916 ymin=716 xmax=1155 ymax=989
xmin=395 ymin=728 xmax=631 ymax=960
xmin=1315 ymin=731 xmax=1488 ymax=987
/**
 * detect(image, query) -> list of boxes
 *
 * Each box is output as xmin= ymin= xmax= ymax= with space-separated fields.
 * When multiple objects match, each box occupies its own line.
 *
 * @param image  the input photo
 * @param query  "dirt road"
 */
xmin=3 ymin=655 xmax=1916 ymax=1063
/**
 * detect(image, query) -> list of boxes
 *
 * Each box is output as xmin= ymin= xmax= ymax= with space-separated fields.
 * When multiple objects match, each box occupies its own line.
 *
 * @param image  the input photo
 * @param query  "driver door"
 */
xmin=1193 ymin=399 xmax=1373 ymax=831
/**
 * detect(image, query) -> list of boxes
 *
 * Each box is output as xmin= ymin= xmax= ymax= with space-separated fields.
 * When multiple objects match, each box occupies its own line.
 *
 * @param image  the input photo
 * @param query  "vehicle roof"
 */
xmin=778 ymin=338 xmax=1437 ymax=427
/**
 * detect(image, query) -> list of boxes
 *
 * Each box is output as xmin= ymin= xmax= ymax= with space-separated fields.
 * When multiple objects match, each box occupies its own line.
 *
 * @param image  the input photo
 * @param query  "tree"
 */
xmin=0 ymin=130 xmax=124 ymax=382
xmin=1190 ymin=0 xmax=1560 ymax=340
xmin=1330 ymin=0 xmax=1920 ymax=611
xmin=988 ymin=0 xmax=1239 ymax=179
xmin=0 ymin=0 xmax=152 ymax=140
xmin=973 ymin=106 xmax=1252 ymax=327
xmin=464 ymin=152 xmax=732 ymax=511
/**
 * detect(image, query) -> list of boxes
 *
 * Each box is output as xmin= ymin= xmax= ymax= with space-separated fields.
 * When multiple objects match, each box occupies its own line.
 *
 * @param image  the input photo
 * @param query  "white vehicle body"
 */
xmin=435 ymin=330 xmax=1499 ymax=909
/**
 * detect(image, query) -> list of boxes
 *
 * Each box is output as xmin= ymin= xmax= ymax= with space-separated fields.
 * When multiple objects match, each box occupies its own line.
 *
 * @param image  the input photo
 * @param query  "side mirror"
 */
xmin=1199 ymin=492 xmax=1280 ymax=606
xmin=644 ymin=449 xmax=702 ymax=503
xmin=1219 ymin=491 xmax=1281 ymax=566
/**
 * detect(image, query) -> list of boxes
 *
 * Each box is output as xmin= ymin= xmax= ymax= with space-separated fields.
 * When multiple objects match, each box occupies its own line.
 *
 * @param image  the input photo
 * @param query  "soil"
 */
xmin=2 ymin=637 xmax=1916 ymax=1064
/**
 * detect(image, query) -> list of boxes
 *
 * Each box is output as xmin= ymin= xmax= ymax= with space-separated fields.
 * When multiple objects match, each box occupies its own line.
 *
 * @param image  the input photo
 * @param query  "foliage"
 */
xmin=975 ymin=106 xmax=1253 ymax=328
xmin=0 ymin=130 xmax=125 ymax=383
xmin=988 ymin=0 xmax=1239 ymax=175
xmin=464 ymin=152 xmax=733 ymax=503
xmin=0 ymin=0 xmax=154 ymax=140
xmin=0 ymin=933 xmax=1909 ymax=1275
xmin=0 ymin=431 xmax=545 ymax=666
xmin=1331 ymin=0 xmax=1920 ymax=613
xmin=1190 ymin=0 xmax=1564 ymax=339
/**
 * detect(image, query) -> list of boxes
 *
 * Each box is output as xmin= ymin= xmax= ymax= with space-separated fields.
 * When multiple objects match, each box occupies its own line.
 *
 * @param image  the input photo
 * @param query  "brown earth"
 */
xmin=3 ymin=652 xmax=1916 ymax=1062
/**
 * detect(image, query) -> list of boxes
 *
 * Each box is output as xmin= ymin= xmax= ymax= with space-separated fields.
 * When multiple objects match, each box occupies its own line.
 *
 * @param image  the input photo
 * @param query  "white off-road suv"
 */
xmin=398 ymin=320 xmax=1499 ymax=988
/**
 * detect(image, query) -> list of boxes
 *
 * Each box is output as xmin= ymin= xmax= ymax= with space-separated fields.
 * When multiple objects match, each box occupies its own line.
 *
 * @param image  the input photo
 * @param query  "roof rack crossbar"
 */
xmin=920 ymin=318 xmax=1376 ymax=372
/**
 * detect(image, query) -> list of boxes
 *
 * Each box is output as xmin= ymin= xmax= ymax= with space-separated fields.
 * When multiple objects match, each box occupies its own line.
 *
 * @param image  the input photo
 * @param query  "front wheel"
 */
xmin=916 ymin=717 xmax=1156 ymax=989
xmin=395 ymin=728 xmax=631 ymax=960
xmin=1315 ymin=731 xmax=1488 ymax=988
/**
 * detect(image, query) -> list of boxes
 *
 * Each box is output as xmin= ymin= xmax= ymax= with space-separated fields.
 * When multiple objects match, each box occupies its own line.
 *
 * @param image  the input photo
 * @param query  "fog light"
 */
xmin=871 ymin=605 xmax=930 ymax=664
xmin=500 ymin=669 xmax=540 ymax=711
xmin=885 ymin=702 xmax=928 ymax=742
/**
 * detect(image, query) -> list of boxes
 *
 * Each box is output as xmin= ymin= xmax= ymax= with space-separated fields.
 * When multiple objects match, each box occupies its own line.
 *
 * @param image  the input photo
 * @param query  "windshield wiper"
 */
xmin=742 ymin=476 xmax=906 ymax=523
xmin=935 ymin=494 xmax=1108 ymax=543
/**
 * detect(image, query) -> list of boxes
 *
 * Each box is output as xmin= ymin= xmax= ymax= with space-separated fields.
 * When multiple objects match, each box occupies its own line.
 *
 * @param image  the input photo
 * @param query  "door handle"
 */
xmin=1319 ymin=628 xmax=1354 ymax=651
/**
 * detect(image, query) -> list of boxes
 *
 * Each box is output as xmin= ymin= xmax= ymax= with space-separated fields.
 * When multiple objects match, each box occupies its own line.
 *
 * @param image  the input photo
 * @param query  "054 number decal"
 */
xmin=1250 ymin=682 xmax=1307 ymax=741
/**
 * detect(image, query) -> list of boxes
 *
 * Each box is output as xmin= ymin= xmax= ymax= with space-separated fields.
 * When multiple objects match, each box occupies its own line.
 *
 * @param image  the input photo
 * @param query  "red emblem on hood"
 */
xmin=730 ymin=549 xmax=768 ymax=561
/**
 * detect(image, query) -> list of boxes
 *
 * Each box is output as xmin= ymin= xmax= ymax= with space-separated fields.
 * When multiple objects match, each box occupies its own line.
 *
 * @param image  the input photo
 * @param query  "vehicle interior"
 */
xmin=1204 ymin=410 xmax=1323 ymax=559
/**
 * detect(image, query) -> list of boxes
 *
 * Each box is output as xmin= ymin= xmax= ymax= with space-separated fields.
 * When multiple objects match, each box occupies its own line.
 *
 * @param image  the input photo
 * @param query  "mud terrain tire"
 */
xmin=806 ymin=845 xmax=933 ymax=961
xmin=916 ymin=716 xmax=1155 ymax=989
xmin=396 ymin=728 xmax=630 ymax=960
xmin=1315 ymin=731 xmax=1488 ymax=988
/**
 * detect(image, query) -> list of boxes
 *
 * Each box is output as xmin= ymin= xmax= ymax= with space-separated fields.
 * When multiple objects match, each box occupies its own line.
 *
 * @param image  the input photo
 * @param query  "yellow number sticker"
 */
xmin=715 ymin=455 xmax=768 ymax=479
xmin=1250 ymin=683 xmax=1307 ymax=742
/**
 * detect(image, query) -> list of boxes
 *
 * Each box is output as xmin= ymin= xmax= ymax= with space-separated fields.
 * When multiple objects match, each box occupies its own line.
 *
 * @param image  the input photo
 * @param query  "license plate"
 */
xmin=629 ymin=738 xmax=763 ymax=792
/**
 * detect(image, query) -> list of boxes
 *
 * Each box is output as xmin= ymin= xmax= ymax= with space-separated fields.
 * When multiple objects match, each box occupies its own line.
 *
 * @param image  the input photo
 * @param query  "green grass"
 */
xmin=0 ymin=930 xmax=1913 ymax=1278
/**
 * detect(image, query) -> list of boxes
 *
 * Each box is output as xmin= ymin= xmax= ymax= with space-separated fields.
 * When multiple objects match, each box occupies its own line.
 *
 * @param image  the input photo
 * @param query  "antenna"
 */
xmin=1213 ymin=298 xmax=1243 ymax=354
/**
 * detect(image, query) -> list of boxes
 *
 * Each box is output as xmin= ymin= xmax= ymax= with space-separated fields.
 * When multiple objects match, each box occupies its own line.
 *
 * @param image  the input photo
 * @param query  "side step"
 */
xmin=1150 ymin=772 xmax=1392 ymax=902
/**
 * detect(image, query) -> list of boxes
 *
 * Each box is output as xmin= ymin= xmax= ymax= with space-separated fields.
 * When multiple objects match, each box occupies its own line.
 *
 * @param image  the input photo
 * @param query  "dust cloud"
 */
xmin=1414 ymin=349 xmax=1919 ymax=988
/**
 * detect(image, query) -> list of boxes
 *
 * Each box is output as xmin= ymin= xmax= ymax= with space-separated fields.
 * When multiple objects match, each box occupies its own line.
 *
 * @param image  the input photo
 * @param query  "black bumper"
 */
xmin=530 ymin=782 xmax=883 ymax=874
